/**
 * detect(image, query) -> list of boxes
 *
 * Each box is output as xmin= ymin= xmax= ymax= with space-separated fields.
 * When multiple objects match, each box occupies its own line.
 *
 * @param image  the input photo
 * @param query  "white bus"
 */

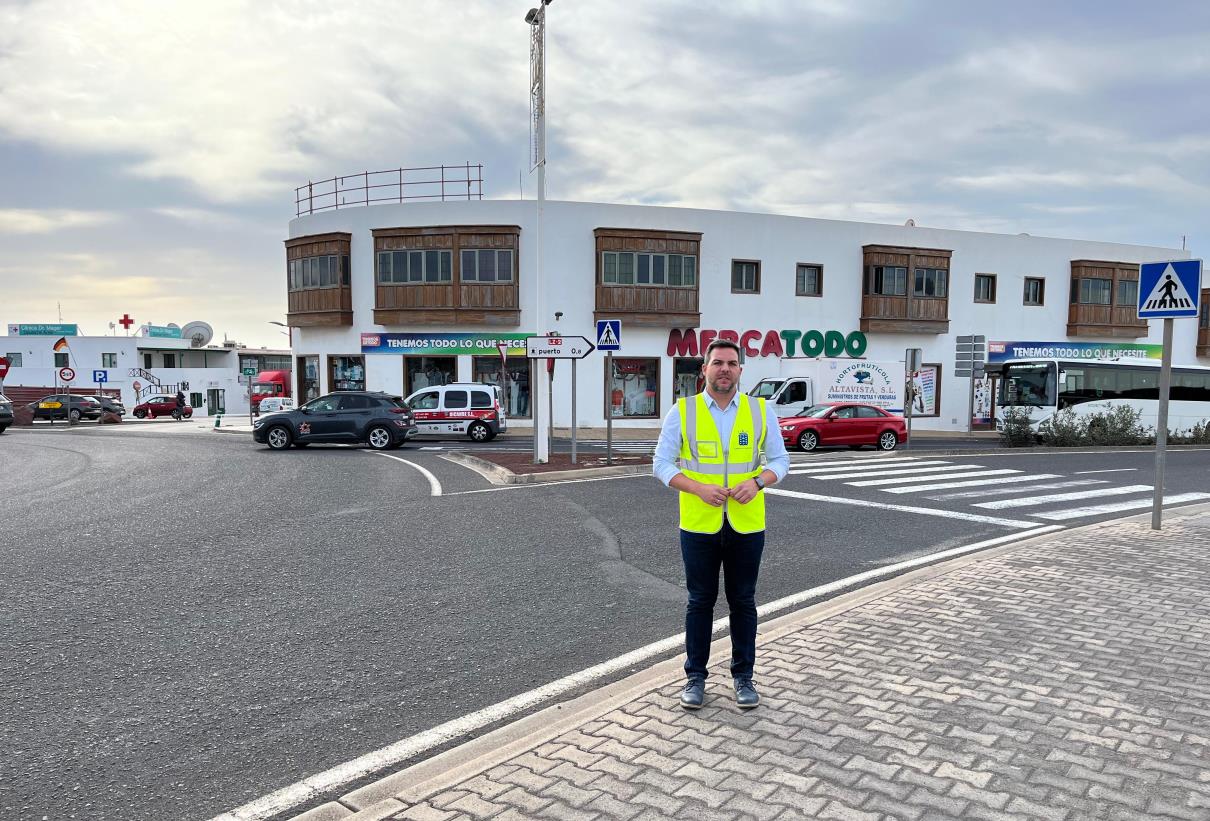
xmin=994 ymin=358 xmax=1210 ymax=434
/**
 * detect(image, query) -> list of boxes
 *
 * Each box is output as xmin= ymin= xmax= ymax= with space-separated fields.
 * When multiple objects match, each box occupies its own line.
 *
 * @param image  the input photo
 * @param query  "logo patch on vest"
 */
xmin=738 ymin=432 xmax=749 ymax=446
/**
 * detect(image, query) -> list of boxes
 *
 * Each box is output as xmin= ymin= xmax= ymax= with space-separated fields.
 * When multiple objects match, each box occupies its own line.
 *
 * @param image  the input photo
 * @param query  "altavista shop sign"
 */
xmin=668 ymin=328 xmax=868 ymax=359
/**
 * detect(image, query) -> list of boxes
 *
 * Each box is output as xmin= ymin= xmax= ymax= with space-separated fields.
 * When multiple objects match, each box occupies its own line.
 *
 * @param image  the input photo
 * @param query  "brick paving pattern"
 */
xmin=379 ymin=511 xmax=1210 ymax=820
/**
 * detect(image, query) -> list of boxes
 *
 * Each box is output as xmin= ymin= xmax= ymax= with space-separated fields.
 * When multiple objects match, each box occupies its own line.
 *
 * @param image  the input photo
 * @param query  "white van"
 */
xmin=403 ymin=382 xmax=508 ymax=441
xmin=258 ymin=396 xmax=297 ymax=415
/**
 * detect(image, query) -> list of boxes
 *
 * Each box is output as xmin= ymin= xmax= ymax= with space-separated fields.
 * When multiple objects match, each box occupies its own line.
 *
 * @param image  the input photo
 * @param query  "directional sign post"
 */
xmin=954 ymin=335 xmax=986 ymax=433
xmin=1138 ymin=258 xmax=1203 ymax=530
xmin=526 ymin=335 xmax=597 ymax=464
xmin=596 ymin=320 xmax=622 ymax=464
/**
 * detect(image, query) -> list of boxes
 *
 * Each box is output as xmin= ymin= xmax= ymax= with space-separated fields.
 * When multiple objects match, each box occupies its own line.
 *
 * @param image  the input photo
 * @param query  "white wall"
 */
xmin=288 ymin=199 xmax=1203 ymax=431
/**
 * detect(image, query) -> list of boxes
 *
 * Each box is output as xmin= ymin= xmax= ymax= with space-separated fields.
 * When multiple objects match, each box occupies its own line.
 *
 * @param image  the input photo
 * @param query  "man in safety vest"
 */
xmin=653 ymin=338 xmax=789 ymax=710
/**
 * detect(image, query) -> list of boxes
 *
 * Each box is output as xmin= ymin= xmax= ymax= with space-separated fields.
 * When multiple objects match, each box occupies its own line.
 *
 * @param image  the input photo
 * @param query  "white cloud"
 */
xmin=0 ymin=209 xmax=116 ymax=234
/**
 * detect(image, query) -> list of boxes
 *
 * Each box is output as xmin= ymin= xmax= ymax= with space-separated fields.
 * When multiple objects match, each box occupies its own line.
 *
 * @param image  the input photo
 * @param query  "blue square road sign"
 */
xmin=1138 ymin=259 xmax=1202 ymax=319
xmin=596 ymin=319 xmax=621 ymax=351
xmin=93 ymin=369 xmax=108 ymax=383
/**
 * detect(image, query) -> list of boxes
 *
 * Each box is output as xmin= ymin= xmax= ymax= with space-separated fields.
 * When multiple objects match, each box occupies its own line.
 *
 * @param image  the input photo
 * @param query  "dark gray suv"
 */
xmin=0 ymin=393 xmax=12 ymax=433
xmin=252 ymin=391 xmax=417 ymax=450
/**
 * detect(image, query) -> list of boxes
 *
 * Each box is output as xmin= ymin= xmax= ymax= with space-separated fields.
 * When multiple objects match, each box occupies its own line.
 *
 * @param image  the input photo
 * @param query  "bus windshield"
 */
xmin=749 ymin=379 xmax=784 ymax=399
xmin=999 ymin=363 xmax=1056 ymax=407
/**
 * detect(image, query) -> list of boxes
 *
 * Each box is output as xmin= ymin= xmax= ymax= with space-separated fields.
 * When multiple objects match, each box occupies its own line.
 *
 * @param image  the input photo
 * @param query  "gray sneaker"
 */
xmin=734 ymin=677 xmax=760 ymax=709
xmin=680 ymin=677 xmax=706 ymax=710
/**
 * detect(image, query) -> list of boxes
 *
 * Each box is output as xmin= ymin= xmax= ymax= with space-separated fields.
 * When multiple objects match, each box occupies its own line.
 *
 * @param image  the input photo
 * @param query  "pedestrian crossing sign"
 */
xmin=596 ymin=319 xmax=621 ymax=351
xmin=1137 ymin=259 xmax=1202 ymax=319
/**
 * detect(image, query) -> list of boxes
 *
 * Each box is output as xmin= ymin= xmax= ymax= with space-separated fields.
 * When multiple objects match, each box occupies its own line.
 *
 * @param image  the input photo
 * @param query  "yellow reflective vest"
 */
xmin=677 ymin=393 xmax=767 ymax=534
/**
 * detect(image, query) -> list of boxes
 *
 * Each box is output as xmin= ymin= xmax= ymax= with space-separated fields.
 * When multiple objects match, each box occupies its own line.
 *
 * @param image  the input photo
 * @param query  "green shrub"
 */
xmin=1169 ymin=420 xmax=1210 ymax=445
xmin=1038 ymin=408 xmax=1087 ymax=447
xmin=999 ymin=406 xmax=1037 ymax=448
xmin=1084 ymin=405 xmax=1149 ymax=446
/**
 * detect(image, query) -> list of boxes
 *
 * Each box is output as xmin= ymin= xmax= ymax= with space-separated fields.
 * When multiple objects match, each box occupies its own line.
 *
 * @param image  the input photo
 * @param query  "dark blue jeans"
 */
xmin=680 ymin=521 xmax=765 ymax=680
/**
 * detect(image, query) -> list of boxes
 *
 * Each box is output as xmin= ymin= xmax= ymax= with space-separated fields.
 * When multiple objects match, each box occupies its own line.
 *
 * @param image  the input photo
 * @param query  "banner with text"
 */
xmin=361 ymin=332 xmax=532 ymax=356
xmin=987 ymin=340 xmax=1164 ymax=364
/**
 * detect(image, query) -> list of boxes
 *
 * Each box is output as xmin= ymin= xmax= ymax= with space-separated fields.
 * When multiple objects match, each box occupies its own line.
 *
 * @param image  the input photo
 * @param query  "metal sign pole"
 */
xmin=1152 ymin=317 xmax=1175 ymax=530
xmin=967 ymin=376 xmax=976 ymax=435
xmin=571 ymin=358 xmax=577 ymax=464
xmin=903 ymin=373 xmax=913 ymax=450
xmin=547 ymin=361 xmax=554 ymax=459
xmin=606 ymin=352 xmax=613 ymax=465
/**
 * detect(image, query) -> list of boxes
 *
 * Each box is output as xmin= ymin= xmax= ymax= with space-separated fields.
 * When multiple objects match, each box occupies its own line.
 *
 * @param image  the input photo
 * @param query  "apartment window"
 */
xmin=163 ymin=353 xmax=176 ymax=369
xmin=1116 ymin=279 xmax=1138 ymax=307
xmin=54 ymin=353 xmax=69 ymax=367
xmin=913 ymin=267 xmax=948 ymax=298
xmin=867 ymin=265 xmax=907 ymax=296
xmin=289 ymin=254 xmax=349 ymax=290
xmin=190 ymin=392 xmax=203 ymax=408
xmin=974 ymin=274 xmax=997 ymax=304
xmin=101 ymin=353 xmax=118 ymax=368
xmin=143 ymin=353 xmax=153 ymax=369
xmin=601 ymin=252 xmax=696 ymax=287
xmin=1024 ymin=277 xmax=1046 ymax=306
xmin=376 ymin=250 xmax=453 ymax=284
xmin=731 ymin=260 xmax=760 ymax=293
xmin=460 ymin=249 xmax=514 ymax=283
xmin=5 ymin=353 xmax=21 ymax=367
xmin=796 ymin=264 xmax=822 ymax=297
xmin=1072 ymin=277 xmax=1112 ymax=305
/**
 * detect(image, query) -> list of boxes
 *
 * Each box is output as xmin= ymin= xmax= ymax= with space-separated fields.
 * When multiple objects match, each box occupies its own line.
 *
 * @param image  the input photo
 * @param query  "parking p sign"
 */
xmin=93 ymin=369 xmax=108 ymax=383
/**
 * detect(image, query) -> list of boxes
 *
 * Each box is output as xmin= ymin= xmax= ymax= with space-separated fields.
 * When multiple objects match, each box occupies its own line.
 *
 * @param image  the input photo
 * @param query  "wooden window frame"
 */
xmin=974 ymin=274 xmax=997 ymax=304
xmin=461 ymin=248 xmax=515 ymax=284
xmin=795 ymin=263 xmax=823 ymax=297
xmin=731 ymin=259 xmax=761 ymax=294
xmin=1024 ymin=277 xmax=1046 ymax=306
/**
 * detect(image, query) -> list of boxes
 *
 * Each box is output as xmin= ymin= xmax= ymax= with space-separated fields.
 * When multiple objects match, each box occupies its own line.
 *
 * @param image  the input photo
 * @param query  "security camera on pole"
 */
xmin=1137 ymin=258 xmax=1203 ymax=530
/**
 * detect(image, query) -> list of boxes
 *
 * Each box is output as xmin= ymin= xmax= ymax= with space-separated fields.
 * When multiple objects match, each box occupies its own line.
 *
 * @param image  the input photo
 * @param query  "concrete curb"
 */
xmin=442 ymin=451 xmax=652 ymax=485
xmin=292 ymin=499 xmax=1210 ymax=821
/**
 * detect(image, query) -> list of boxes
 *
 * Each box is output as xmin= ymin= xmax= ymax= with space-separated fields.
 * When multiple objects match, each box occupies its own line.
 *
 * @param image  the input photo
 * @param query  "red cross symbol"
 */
xmin=118 ymin=314 xmax=134 ymax=330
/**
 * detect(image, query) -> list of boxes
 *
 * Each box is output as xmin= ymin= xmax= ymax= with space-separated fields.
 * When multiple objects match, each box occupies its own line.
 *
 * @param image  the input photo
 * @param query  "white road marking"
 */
xmin=789 ymin=460 xmax=952 ymax=476
xmin=444 ymin=472 xmax=650 ymax=495
xmin=1030 ymin=493 xmax=1210 ymax=521
xmin=882 ymin=474 xmax=1063 ymax=493
xmin=210 ymin=522 xmax=1064 ymax=821
xmin=928 ymin=479 xmax=1106 ymax=500
xmin=1073 ymin=468 xmax=1139 ymax=474
xmin=974 ymin=485 xmax=1154 ymax=509
xmin=848 ymin=468 xmax=1021 ymax=488
xmin=765 ymin=488 xmax=1039 ymax=528
xmin=373 ymin=452 xmax=443 ymax=496
xmin=812 ymin=464 xmax=985 ymax=481
xmin=788 ymin=457 xmax=933 ymax=472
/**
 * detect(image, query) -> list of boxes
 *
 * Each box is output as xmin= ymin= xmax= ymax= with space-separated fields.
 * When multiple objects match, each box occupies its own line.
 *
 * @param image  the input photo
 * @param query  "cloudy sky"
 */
xmin=2 ymin=0 xmax=1207 ymax=347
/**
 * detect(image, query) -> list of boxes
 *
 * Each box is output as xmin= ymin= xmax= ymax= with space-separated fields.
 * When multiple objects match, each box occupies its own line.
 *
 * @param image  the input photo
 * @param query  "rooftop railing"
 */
xmin=295 ymin=163 xmax=484 ymax=216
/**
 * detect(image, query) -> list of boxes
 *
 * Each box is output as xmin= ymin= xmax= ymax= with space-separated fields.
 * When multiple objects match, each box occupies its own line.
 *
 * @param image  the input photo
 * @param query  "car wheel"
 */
xmin=366 ymin=425 xmax=393 ymax=450
xmin=468 ymin=421 xmax=491 ymax=442
xmin=878 ymin=431 xmax=899 ymax=451
xmin=798 ymin=430 xmax=819 ymax=451
xmin=134 ymin=409 xmax=146 ymax=418
xmin=266 ymin=425 xmax=293 ymax=450
xmin=69 ymin=409 xmax=81 ymax=422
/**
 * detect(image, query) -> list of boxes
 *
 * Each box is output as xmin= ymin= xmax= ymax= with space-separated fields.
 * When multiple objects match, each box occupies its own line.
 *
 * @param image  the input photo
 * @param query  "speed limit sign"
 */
xmin=59 ymin=367 xmax=76 ymax=382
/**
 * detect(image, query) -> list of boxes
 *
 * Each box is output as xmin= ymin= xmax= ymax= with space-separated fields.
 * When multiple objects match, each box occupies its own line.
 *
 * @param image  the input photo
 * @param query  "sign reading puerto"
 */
xmin=1138 ymin=259 xmax=1202 ymax=319
xmin=526 ymin=335 xmax=595 ymax=359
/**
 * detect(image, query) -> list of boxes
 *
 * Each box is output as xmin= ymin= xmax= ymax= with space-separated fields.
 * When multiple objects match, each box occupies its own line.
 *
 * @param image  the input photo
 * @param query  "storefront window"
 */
xmin=608 ymin=357 xmax=660 ymax=418
xmin=299 ymin=355 xmax=320 ymax=402
xmin=472 ymin=356 xmax=531 ymax=417
xmin=329 ymin=355 xmax=365 ymax=392
xmin=673 ymin=357 xmax=703 ymax=402
xmin=404 ymin=356 xmax=456 ymax=395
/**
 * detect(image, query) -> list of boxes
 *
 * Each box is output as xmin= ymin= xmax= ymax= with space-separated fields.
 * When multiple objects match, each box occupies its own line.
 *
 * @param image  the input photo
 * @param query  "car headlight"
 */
xmin=253 ymin=419 xmax=265 ymax=428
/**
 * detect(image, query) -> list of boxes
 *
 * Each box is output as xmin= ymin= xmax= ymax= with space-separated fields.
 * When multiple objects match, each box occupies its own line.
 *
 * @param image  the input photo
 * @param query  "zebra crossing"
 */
xmin=576 ymin=439 xmax=659 ymax=454
xmin=782 ymin=455 xmax=1210 ymax=523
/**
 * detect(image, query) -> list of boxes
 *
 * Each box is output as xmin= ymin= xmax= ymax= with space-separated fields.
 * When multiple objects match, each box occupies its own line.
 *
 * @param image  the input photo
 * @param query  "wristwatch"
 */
xmin=753 ymin=476 xmax=766 ymax=490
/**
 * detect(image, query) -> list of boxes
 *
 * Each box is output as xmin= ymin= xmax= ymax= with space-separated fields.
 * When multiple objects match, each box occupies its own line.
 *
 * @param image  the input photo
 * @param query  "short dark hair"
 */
xmin=704 ymin=338 xmax=742 ymax=362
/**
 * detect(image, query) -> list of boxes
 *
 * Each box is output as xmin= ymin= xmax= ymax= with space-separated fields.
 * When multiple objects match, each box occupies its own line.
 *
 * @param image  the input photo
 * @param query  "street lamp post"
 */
xmin=268 ymin=320 xmax=292 ymax=347
xmin=527 ymin=0 xmax=552 ymax=464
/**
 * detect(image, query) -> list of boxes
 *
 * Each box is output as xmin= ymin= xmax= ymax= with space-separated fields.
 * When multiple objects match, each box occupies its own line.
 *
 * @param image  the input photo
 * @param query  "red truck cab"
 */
xmin=251 ymin=370 xmax=291 ymax=415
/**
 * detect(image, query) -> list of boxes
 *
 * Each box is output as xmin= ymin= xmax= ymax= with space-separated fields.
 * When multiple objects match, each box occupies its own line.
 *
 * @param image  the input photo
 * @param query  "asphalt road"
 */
xmin=2 ymin=424 xmax=1207 ymax=820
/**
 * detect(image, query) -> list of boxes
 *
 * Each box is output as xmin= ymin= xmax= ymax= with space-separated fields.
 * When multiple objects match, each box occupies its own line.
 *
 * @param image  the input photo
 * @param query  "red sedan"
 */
xmin=779 ymin=403 xmax=907 ymax=452
xmin=133 ymin=394 xmax=194 ymax=419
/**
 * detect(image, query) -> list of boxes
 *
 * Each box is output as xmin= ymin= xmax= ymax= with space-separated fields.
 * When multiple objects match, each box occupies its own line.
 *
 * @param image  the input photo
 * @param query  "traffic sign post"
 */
xmin=597 ymin=320 xmax=622 ymax=464
xmin=904 ymin=348 xmax=922 ymax=449
xmin=243 ymin=367 xmax=257 ymax=425
xmin=954 ymin=335 xmax=986 ymax=433
xmin=1138 ymin=259 xmax=1203 ymax=530
xmin=525 ymin=335 xmax=597 ymax=464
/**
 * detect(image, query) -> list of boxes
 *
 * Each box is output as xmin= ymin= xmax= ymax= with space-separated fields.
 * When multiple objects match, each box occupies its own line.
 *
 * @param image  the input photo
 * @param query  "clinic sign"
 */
xmin=8 ymin=323 xmax=79 ymax=336
xmin=361 ymin=332 xmax=532 ymax=356
xmin=987 ymin=340 xmax=1164 ymax=364
xmin=668 ymin=328 xmax=867 ymax=359
xmin=145 ymin=325 xmax=183 ymax=339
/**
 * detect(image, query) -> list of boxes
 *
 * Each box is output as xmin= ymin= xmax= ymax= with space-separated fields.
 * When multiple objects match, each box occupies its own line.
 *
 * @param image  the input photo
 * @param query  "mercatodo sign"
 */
xmin=668 ymin=328 xmax=867 ymax=359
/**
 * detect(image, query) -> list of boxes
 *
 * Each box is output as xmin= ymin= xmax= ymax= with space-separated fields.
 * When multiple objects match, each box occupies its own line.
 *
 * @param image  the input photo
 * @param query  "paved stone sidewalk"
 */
xmin=297 ymin=506 xmax=1210 ymax=821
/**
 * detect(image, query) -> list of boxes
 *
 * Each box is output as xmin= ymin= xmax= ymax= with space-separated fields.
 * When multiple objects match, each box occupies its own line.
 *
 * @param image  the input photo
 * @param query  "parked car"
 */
xmin=403 ymin=382 xmax=508 ymax=442
xmin=252 ymin=391 xmax=417 ymax=450
xmin=27 ymin=394 xmax=103 ymax=422
xmin=93 ymin=395 xmax=126 ymax=416
xmin=0 ymin=393 xmax=12 ymax=433
xmin=258 ymin=396 xmax=297 ymax=415
xmin=133 ymin=395 xmax=193 ymax=419
xmin=779 ymin=402 xmax=907 ymax=452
